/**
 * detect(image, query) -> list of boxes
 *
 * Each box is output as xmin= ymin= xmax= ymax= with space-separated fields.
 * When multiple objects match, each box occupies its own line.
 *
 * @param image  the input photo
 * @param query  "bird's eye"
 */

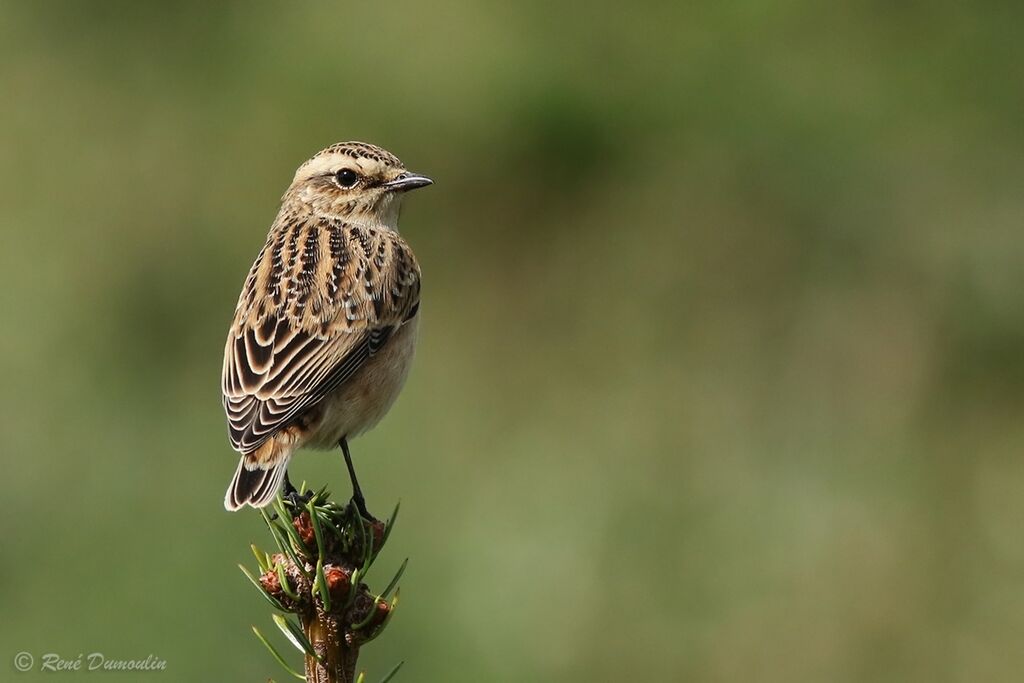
xmin=335 ymin=169 xmax=359 ymax=188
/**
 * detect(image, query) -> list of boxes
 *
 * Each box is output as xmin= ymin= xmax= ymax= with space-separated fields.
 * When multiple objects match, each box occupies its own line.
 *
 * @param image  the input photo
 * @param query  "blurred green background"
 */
xmin=2 ymin=1 xmax=1023 ymax=681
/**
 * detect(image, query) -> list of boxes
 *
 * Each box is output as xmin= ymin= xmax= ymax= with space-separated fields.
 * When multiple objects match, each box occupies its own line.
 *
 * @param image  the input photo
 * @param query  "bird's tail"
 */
xmin=224 ymin=455 xmax=289 ymax=511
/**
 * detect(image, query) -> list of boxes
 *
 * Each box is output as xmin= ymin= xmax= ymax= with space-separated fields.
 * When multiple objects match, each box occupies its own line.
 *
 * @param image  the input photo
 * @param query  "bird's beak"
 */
xmin=383 ymin=172 xmax=433 ymax=192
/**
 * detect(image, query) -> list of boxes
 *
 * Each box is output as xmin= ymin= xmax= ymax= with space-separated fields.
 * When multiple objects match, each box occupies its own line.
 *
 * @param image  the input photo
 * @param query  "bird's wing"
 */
xmin=221 ymin=217 xmax=420 ymax=454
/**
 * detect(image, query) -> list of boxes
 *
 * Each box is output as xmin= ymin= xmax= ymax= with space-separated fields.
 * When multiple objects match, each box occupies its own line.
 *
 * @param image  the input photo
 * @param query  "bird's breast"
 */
xmin=301 ymin=315 xmax=419 ymax=450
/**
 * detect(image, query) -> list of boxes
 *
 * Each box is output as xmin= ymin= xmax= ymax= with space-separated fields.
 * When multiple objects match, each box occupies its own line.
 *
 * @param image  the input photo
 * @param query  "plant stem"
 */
xmin=303 ymin=612 xmax=358 ymax=683
xmin=245 ymin=493 xmax=399 ymax=682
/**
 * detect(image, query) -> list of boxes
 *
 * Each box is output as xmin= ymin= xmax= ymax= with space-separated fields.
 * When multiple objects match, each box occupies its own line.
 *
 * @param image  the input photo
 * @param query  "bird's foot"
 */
xmin=348 ymin=493 xmax=375 ymax=522
xmin=284 ymin=488 xmax=315 ymax=510
xmin=281 ymin=471 xmax=315 ymax=511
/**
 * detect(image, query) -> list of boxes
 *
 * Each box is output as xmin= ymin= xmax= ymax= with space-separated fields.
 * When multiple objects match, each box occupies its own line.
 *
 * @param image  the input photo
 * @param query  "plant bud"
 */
xmin=324 ymin=564 xmax=352 ymax=601
xmin=293 ymin=511 xmax=316 ymax=547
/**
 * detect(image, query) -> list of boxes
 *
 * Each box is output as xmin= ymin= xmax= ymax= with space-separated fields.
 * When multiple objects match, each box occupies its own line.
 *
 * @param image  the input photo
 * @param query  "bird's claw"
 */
xmin=284 ymin=488 xmax=314 ymax=510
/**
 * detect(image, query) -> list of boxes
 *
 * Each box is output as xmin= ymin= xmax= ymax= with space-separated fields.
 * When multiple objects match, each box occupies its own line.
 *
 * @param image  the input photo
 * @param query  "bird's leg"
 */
xmin=340 ymin=438 xmax=371 ymax=519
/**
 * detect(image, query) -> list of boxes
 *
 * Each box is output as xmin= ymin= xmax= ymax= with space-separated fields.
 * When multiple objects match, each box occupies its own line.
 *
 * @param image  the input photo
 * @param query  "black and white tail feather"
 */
xmin=224 ymin=457 xmax=290 ymax=511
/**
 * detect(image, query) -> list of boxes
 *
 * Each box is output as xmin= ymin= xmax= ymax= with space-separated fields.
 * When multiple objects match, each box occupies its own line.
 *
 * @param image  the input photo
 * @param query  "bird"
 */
xmin=221 ymin=141 xmax=431 ymax=513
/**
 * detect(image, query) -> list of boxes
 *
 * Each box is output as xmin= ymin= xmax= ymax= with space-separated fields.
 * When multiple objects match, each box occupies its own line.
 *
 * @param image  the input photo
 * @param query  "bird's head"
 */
xmin=285 ymin=141 xmax=432 ymax=227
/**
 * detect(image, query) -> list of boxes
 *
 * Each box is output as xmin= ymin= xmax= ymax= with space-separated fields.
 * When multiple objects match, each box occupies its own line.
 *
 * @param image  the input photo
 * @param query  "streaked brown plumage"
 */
xmin=222 ymin=142 xmax=431 ymax=511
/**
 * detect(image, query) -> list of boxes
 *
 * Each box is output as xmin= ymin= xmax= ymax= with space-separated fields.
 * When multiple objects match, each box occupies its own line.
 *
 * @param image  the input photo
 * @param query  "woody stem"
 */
xmin=303 ymin=612 xmax=359 ymax=683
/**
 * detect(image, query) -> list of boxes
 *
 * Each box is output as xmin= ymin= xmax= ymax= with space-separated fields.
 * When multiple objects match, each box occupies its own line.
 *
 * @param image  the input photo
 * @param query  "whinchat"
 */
xmin=221 ymin=142 xmax=431 ymax=512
